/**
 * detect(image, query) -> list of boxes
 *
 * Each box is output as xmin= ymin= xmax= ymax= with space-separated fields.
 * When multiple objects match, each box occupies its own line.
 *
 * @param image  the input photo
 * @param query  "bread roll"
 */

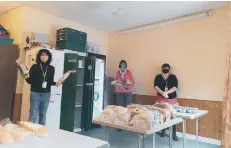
xmin=4 ymin=124 xmax=30 ymax=141
xmin=0 ymin=127 xmax=14 ymax=144
xmin=17 ymin=122 xmax=48 ymax=137
xmin=35 ymin=127 xmax=48 ymax=137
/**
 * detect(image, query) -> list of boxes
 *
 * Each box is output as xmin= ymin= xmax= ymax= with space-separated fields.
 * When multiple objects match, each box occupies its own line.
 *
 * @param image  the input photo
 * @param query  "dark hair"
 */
xmin=162 ymin=63 xmax=171 ymax=69
xmin=119 ymin=60 xmax=127 ymax=68
xmin=36 ymin=49 xmax=52 ymax=65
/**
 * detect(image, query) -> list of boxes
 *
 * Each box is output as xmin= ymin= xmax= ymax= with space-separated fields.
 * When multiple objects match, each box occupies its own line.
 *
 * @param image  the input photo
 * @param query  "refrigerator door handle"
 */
xmin=86 ymin=83 xmax=93 ymax=86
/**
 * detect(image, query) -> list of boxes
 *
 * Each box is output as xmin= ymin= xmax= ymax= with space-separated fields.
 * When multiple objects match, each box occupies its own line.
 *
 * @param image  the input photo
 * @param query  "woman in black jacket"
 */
xmin=26 ymin=49 xmax=64 ymax=125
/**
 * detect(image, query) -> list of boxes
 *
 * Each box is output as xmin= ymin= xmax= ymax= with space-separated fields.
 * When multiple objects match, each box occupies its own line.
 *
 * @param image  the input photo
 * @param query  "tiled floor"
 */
xmin=79 ymin=128 xmax=219 ymax=148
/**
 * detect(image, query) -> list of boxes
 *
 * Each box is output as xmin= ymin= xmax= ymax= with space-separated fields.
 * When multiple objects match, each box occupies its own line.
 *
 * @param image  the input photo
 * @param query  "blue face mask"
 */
xmin=120 ymin=63 xmax=126 ymax=72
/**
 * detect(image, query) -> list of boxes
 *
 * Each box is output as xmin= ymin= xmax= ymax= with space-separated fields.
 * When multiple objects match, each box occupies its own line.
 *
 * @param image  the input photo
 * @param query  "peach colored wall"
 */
xmin=0 ymin=5 xmax=108 ymax=94
xmin=108 ymin=7 xmax=228 ymax=101
xmin=21 ymin=6 xmax=108 ymax=56
xmin=0 ymin=6 xmax=25 ymax=93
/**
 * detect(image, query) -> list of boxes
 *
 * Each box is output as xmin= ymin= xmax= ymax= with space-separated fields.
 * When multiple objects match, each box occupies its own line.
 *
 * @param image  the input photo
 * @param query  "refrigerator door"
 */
xmin=46 ymin=94 xmax=62 ymax=128
xmin=50 ymin=50 xmax=65 ymax=95
xmin=60 ymin=53 xmax=78 ymax=132
xmin=81 ymin=55 xmax=95 ymax=130
xmin=93 ymin=58 xmax=105 ymax=120
xmin=81 ymin=52 xmax=106 ymax=130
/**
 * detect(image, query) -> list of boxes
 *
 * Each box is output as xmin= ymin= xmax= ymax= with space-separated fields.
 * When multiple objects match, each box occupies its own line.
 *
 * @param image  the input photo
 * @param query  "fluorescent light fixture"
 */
xmin=118 ymin=11 xmax=213 ymax=35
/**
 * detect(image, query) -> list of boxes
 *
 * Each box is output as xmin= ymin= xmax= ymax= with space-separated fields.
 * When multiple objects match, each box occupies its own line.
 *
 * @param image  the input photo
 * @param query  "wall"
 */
xmin=0 ymin=6 xmax=25 ymax=93
xmin=221 ymin=2 xmax=231 ymax=148
xmin=0 ymin=5 xmax=108 ymax=121
xmin=108 ymin=7 xmax=228 ymax=101
xmin=21 ymin=5 xmax=108 ymax=56
xmin=107 ymin=7 xmax=228 ymax=140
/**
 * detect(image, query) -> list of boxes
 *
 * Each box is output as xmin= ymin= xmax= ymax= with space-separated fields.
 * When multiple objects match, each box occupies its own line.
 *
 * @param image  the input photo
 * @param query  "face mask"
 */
xmin=162 ymin=69 xmax=169 ymax=74
xmin=120 ymin=67 xmax=126 ymax=72
xmin=120 ymin=63 xmax=126 ymax=72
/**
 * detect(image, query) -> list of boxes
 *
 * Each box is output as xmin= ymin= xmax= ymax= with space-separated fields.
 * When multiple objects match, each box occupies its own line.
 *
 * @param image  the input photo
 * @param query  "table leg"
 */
xmin=153 ymin=133 xmax=155 ymax=148
xmin=104 ymin=127 xmax=109 ymax=142
xmin=183 ymin=119 xmax=186 ymax=148
xmin=138 ymin=134 xmax=145 ymax=148
xmin=169 ymin=126 xmax=173 ymax=148
xmin=196 ymin=117 xmax=199 ymax=148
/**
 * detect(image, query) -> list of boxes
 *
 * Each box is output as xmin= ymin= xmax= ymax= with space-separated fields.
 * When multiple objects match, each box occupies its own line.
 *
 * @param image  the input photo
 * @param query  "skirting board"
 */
xmin=176 ymin=132 xmax=221 ymax=146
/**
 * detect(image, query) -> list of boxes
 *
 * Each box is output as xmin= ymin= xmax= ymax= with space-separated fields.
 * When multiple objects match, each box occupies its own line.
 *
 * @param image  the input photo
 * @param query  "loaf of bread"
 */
xmin=17 ymin=122 xmax=48 ymax=137
xmin=56 ymin=71 xmax=75 ymax=87
xmin=4 ymin=124 xmax=31 ymax=141
xmin=0 ymin=127 xmax=14 ymax=144
xmin=0 ymin=118 xmax=12 ymax=127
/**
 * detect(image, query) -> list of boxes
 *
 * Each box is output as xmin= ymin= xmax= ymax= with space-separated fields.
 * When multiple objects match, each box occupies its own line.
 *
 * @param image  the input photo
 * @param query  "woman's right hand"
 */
xmin=162 ymin=92 xmax=169 ymax=98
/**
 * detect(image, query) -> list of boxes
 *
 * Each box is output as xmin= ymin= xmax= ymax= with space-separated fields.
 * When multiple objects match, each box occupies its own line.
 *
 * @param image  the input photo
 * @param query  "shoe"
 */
xmin=173 ymin=135 xmax=179 ymax=141
xmin=160 ymin=130 xmax=166 ymax=137
xmin=172 ymin=125 xmax=178 ymax=141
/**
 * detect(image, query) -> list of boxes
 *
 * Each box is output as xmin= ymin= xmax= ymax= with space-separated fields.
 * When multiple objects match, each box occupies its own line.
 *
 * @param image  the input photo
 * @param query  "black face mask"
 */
xmin=162 ymin=69 xmax=169 ymax=74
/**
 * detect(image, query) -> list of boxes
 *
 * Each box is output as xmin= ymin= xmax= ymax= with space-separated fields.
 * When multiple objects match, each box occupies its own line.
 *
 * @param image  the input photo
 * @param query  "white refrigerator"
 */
xmin=46 ymin=50 xmax=65 ymax=128
xmin=22 ymin=48 xmax=65 ymax=128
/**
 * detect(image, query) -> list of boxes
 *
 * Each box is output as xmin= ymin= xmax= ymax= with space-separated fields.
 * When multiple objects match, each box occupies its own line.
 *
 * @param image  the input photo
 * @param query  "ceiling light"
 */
xmin=118 ymin=11 xmax=213 ymax=35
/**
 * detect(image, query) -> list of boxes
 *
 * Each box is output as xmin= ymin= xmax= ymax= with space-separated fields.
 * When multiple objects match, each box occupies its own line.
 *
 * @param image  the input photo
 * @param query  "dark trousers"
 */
xmin=116 ymin=92 xmax=132 ymax=107
xmin=162 ymin=125 xmax=177 ymax=136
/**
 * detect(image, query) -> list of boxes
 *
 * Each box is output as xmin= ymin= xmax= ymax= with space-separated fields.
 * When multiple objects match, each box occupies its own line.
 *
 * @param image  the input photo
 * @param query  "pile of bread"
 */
xmin=96 ymin=103 xmax=177 ymax=130
xmin=0 ymin=118 xmax=48 ymax=144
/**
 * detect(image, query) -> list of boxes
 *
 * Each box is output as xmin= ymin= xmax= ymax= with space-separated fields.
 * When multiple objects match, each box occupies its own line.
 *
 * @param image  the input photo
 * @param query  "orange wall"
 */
xmin=0 ymin=5 xmax=108 ymax=93
xmin=21 ymin=6 xmax=108 ymax=56
xmin=108 ymin=7 xmax=228 ymax=101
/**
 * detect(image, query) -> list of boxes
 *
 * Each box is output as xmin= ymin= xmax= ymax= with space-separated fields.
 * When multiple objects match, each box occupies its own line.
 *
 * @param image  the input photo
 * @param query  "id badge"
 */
xmin=165 ymin=87 xmax=168 ymax=91
xmin=42 ymin=81 xmax=47 ymax=88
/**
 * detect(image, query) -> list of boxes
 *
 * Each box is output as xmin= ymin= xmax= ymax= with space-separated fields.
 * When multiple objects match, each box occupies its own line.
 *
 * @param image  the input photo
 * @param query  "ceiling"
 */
xmin=0 ymin=1 xmax=228 ymax=32
xmin=0 ymin=2 xmax=22 ymax=14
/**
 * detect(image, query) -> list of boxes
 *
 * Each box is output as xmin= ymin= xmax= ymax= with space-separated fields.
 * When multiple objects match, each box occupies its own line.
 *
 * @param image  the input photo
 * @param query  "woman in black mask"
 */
xmin=154 ymin=63 xmax=179 ymax=141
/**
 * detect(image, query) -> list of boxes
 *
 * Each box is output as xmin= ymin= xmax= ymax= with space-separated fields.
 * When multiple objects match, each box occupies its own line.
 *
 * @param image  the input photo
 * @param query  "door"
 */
xmin=46 ymin=95 xmax=61 ymax=128
xmin=93 ymin=58 xmax=105 ymax=120
xmin=0 ymin=45 xmax=18 ymax=120
xmin=46 ymin=50 xmax=64 ymax=128
xmin=60 ymin=53 xmax=78 ymax=132
xmin=50 ymin=50 xmax=65 ymax=95
xmin=81 ymin=56 xmax=95 ymax=130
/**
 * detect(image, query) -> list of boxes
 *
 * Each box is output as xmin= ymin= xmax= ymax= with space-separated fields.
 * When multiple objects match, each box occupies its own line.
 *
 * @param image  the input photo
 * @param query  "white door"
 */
xmin=46 ymin=94 xmax=62 ymax=128
xmin=46 ymin=50 xmax=64 ymax=128
xmin=50 ymin=50 xmax=65 ymax=95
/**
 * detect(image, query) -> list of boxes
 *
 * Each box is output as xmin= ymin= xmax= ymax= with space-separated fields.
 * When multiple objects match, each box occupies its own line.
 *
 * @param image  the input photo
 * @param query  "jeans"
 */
xmin=116 ymin=92 xmax=132 ymax=107
xmin=29 ymin=92 xmax=51 ymax=125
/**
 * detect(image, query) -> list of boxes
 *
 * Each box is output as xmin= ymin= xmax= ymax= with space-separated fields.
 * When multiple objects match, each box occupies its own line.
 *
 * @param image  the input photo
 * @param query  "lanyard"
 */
xmin=40 ymin=64 xmax=48 ymax=81
xmin=162 ymin=74 xmax=169 ymax=88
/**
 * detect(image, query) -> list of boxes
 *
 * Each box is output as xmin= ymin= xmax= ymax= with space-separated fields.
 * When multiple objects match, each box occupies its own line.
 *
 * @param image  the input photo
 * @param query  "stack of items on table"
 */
xmin=0 ymin=25 xmax=14 ymax=44
xmin=95 ymin=103 xmax=177 ymax=130
xmin=0 ymin=118 xmax=48 ymax=144
xmin=173 ymin=105 xmax=199 ymax=114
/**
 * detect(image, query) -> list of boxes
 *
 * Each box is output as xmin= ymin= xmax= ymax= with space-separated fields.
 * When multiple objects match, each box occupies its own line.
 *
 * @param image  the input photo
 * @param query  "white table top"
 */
xmin=0 ymin=128 xmax=109 ymax=148
xmin=93 ymin=118 xmax=183 ymax=135
xmin=176 ymin=110 xmax=208 ymax=120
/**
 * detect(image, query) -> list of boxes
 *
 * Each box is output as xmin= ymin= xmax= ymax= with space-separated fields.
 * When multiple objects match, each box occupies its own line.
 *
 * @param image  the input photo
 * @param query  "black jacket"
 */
xmin=26 ymin=63 xmax=56 ymax=93
xmin=154 ymin=74 xmax=178 ymax=99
